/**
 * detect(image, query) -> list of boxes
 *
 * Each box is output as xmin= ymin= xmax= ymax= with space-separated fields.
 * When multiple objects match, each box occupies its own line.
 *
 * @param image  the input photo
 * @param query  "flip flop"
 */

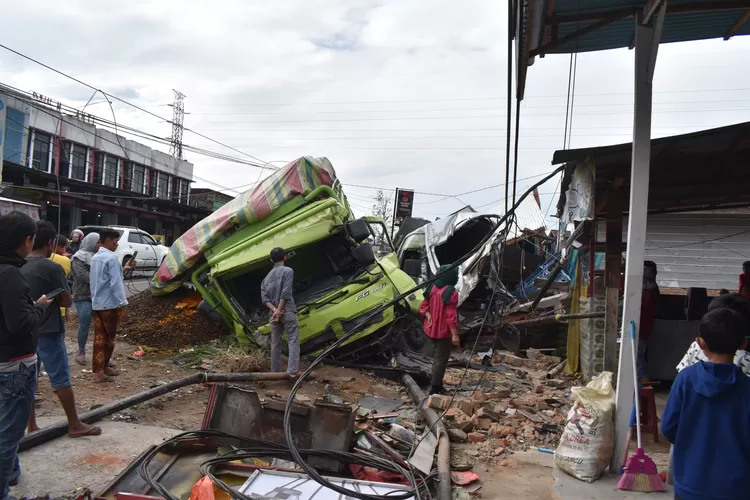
xmin=104 ymin=369 xmax=120 ymax=376
xmin=69 ymin=425 xmax=102 ymax=438
xmin=94 ymin=376 xmax=115 ymax=384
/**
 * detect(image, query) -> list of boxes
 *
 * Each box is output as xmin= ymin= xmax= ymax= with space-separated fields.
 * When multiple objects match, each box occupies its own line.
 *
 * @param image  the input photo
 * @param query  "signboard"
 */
xmin=393 ymin=188 xmax=414 ymax=226
xmin=0 ymin=95 xmax=5 ymax=184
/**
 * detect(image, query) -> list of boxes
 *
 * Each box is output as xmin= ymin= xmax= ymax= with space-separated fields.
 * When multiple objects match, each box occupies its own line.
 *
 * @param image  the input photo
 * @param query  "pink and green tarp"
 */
xmin=150 ymin=156 xmax=347 ymax=295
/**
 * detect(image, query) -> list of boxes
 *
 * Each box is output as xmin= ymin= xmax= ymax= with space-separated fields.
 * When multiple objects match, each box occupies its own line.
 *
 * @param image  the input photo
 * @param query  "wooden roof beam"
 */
xmin=726 ymin=9 xmax=750 ymax=39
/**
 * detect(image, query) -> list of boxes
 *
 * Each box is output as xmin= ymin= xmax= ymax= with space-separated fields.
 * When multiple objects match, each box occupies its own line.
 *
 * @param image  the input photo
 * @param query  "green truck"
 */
xmin=188 ymin=185 xmax=428 ymax=361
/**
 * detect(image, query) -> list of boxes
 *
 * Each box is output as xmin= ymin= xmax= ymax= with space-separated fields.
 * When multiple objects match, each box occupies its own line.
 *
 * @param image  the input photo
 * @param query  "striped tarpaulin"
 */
xmin=150 ymin=156 xmax=345 ymax=295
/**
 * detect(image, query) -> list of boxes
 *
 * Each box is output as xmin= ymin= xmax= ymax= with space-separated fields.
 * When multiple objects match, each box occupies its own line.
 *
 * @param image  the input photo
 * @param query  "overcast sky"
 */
xmin=2 ymin=0 xmax=750 ymax=225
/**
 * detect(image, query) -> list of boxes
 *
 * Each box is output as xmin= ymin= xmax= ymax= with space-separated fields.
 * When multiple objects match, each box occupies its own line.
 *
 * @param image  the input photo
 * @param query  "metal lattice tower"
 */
xmin=169 ymin=89 xmax=186 ymax=160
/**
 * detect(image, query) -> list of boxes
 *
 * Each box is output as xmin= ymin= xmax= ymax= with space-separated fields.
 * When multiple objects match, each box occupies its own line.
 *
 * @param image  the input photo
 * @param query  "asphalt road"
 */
xmin=124 ymin=277 xmax=151 ymax=298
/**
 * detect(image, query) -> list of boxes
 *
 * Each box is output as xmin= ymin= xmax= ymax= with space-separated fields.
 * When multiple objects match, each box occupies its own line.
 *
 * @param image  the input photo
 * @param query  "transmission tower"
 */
xmin=169 ymin=89 xmax=186 ymax=160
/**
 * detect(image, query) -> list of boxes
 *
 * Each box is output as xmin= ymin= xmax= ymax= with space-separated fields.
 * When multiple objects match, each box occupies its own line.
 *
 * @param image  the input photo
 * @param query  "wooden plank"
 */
xmin=604 ymin=187 xmax=624 ymax=374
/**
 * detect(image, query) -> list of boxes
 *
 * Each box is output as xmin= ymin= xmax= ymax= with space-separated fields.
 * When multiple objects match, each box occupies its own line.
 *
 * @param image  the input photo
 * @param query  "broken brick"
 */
xmin=447 ymin=428 xmax=468 ymax=443
xmin=488 ymin=424 xmax=516 ymax=438
xmin=471 ymin=414 xmax=480 ymax=428
xmin=494 ymin=352 xmax=524 ymax=367
xmin=494 ymin=446 xmax=506 ymax=456
xmin=467 ymin=432 xmax=486 ymax=443
xmin=545 ymin=355 xmax=562 ymax=366
xmin=526 ymin=348 xmax=543 ymax=360
xmin=472 ymin=391 xmax=488 ymax=403
xmin=532 ymin=379 xmax=544 ymax=394
xmin=486 ymin=388 xmax=511 ymax=399
xmin=478 ymin=417 xmax=492 ymax=430
xmin=453 ymin=398 xmax=474 ymax=416
xmin=545 ymin=379 xmax=565 ymax=388
xmin=425 ymin=395 xmax=451 ymax=411
xmin=476 ymin=407 xmax=500 ymax=420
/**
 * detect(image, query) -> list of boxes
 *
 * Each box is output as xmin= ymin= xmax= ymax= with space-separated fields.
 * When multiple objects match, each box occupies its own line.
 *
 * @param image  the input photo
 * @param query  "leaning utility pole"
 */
xmin=168 ymin=89 xmax=186 ymax=160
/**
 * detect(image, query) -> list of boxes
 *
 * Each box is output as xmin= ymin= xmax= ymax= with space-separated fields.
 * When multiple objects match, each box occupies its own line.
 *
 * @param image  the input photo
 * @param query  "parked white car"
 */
xmin=76 ymin=225 xmax=169 ymax=272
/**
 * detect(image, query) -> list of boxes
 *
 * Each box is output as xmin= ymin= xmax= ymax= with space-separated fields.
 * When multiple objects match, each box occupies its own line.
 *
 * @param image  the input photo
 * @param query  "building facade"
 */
xmin=0 ymin=89 xmax=211 ymax=243
xmin=190 ymin=188 xmax=234 ymax=212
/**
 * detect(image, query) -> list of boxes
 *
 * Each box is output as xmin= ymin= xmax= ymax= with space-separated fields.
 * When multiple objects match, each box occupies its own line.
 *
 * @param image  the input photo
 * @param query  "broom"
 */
xmin=616 ymin=320 xmax=665 ymax=492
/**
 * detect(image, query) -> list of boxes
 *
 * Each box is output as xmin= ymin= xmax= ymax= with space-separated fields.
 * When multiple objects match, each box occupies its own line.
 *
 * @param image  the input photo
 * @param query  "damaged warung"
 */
xmin=396 ymin=211 xmax=516 ymax=336
xmin=151 ymin=157 xmax=430 ymax=361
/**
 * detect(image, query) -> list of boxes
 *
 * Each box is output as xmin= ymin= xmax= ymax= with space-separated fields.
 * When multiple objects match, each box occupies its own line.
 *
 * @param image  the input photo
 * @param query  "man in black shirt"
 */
xmin=22 ymin=221 xmax=100 ymax=438
xmin=0 ymin=212 xmax=51 ymax=496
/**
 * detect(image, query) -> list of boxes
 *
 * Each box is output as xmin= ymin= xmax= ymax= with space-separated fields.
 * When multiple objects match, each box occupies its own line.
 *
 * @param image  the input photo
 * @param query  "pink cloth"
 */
xmin=419 ymin=286 xmax=459 ymax=339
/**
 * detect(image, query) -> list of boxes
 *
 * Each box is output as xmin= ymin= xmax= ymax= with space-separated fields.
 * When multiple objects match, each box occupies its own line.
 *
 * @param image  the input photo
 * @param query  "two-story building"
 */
xmin=0 ymin=89 xmax=211 ymax=243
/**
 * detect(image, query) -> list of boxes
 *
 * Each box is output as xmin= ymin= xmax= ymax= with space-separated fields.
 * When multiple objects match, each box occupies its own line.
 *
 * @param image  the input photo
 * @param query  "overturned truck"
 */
xmin=150 ymin=157 xmax=429 ymax=360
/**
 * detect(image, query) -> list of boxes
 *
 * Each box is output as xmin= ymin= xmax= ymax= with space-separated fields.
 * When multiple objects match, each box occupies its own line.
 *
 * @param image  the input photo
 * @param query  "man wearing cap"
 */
xmin=261 ymin=247 xmax=300 ymax=377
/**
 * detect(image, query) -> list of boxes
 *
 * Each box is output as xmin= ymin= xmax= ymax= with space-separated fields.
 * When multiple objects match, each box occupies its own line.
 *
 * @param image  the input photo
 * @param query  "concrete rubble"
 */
xmin=425 ymin=347 xmax=572 ymax=464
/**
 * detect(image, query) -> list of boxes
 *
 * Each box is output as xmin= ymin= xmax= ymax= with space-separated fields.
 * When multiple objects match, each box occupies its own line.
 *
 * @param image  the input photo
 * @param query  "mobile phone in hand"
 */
xmin=46 ymin=288 xmax=65 ymax=300
xmin=132 ymin=251 xmax=139 ymax=260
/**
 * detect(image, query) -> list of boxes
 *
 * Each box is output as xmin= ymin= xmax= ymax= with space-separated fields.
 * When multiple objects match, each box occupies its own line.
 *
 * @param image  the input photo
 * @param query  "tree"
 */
xmin=371 ymin=189 xmax=393 ymax=247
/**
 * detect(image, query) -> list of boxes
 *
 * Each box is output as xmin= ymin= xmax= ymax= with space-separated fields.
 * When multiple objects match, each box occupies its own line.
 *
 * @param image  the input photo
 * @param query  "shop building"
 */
xmin=0 ymin=89 xmax=211 ymax=243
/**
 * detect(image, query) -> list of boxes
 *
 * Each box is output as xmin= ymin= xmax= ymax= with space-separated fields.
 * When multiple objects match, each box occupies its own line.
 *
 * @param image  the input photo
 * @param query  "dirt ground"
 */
xmin=34 ymin=318 xmax=404 ymax=430
xmin=34 ymin=316 xmax=570 ymax=499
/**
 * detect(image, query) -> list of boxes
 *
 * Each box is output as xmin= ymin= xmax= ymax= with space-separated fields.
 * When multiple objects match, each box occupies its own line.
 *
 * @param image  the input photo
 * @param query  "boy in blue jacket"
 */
xmin=662 ymin=307 xmax=750 ymax=500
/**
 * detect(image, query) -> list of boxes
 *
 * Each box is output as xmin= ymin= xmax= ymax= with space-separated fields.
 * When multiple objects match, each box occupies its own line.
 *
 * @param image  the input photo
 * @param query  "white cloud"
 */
xmin=2 ymin=0 xmax=750 ymax=223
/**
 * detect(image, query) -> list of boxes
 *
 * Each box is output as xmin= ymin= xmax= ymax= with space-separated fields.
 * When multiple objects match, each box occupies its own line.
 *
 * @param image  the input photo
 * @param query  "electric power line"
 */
xmin=0 ymin=43 xmax=275 ymax=171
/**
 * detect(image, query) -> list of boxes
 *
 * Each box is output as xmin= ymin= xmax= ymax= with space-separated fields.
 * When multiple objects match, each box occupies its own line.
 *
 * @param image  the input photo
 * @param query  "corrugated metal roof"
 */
xmin=597 ymin=211 xmax=750 ymax=290
xmin=529 ymin=1 xmax=750 ymax=55
xmin=517 ymin=1 xmax=750 ymax=96
xmin=553 ymin=121 xmax=750 ymax=216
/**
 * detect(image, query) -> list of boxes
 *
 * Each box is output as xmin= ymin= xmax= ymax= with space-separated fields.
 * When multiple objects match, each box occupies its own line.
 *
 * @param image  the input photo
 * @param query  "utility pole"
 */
xmin=168 ymin=89 xmax=186 ymax=160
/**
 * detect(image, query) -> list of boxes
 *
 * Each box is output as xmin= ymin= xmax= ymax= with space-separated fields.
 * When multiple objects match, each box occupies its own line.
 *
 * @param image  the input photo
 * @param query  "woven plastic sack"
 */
xmin=555 ymin=371 xmax=616 ymax=482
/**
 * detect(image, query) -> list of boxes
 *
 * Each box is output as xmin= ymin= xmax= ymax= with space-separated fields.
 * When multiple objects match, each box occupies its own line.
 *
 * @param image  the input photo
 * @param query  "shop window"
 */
xmin=180 ymin=179 xmax=190 ymax=204
xmin=4 ymin=107 xmax=25 ymax=163
xmin=70 ymin=144 xmax=87 ymax=181
xmin=56 ymin=141 xmax=71 ymax=178
xmin=103 ymin=156 xmax=118 ymax=188
xmin=31 ymin=131 xmax=51 ymax=172
xmin=157 ymin=172 xmax=169 ymax=199
xmin=132 ymin=164 xmax=146 ymax=194
xmin=94 ymin=153 xmax=104 ymax=185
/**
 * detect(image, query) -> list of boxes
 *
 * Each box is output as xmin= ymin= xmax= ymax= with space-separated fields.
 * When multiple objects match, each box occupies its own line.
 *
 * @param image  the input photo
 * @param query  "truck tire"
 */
xmin=395 ymin=315 xmax=434 ymax=356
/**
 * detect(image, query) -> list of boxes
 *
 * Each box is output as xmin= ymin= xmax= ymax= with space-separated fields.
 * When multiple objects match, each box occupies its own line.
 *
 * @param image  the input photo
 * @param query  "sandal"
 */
xmin=104 ymin=368 xmax=120 ymax=376
xmin=94 ymin=376 xmax=115 ymax=383
xmin=69 ymin=425 xmax=102 ymax=438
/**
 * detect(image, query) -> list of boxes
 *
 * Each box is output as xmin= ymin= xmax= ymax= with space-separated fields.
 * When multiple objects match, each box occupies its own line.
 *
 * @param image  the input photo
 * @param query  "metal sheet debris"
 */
xmin=238 ymin=469 xmax=415 ymax=499
xmin=358 ymin=395 xmax=404 ymax=414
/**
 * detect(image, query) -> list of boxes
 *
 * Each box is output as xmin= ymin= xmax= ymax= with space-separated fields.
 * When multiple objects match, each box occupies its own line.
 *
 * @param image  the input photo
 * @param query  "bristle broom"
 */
xmin=617 ymin=448 xmax=665 ymax=492
xmin=618 ymin=322 xmax=666 ymax=493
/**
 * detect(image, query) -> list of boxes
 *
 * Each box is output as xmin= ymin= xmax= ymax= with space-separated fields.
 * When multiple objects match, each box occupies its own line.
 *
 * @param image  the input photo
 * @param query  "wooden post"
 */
xmin=604 ymin=187 xmax=623 ymax=373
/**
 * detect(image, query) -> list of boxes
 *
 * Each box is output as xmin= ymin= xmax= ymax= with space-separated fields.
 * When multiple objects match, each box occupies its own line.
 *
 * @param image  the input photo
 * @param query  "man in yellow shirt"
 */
xmin=49 ymin=234 xmax=71 ymax=317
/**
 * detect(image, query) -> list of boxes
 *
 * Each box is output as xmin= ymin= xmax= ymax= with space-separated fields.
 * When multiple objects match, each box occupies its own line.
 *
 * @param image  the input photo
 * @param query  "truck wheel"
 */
xmin=395 ymin=315 xmax=433 ymax=356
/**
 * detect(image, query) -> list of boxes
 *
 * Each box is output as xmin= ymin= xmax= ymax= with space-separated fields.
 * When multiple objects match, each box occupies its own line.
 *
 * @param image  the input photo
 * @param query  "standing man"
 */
xmin=22 ymin=221 xmax=101 ymax=437
xmin=90 ymin=228 xmax=132 ymax=383
xmin=638 ymin=260 xmax=660 ymax=384
xmin=260 ymin=248 xmax=300 ymax=378
xmin=49 ymin=235 xmax=71 ymax=320
xmin=0 ymin=212 xmax=51 ymax=495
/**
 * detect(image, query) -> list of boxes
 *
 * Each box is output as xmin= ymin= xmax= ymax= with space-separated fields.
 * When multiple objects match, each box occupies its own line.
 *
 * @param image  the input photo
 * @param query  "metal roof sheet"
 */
xmin=517 ymin=0 xmax=750 ymax=96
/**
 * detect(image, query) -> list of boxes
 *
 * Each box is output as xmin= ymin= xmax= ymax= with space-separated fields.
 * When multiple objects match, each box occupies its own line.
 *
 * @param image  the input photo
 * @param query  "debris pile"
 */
xmin=120 ymin=288 xmax=227 ymax=348
xmin=427 ymin=348 xmax=572 ymax=461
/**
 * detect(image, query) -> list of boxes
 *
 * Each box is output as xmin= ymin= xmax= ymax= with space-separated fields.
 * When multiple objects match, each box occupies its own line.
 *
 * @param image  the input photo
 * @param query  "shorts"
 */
xmin=37 ymin=332 xmax=72 ymax=390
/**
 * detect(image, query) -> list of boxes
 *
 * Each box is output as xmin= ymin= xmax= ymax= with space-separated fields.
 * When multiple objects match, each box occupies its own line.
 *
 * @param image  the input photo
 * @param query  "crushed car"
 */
xmin=150 ymin=157 xmax=431 ymax=360
xmin=395 ymin=204 xmax=549 ymax=339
